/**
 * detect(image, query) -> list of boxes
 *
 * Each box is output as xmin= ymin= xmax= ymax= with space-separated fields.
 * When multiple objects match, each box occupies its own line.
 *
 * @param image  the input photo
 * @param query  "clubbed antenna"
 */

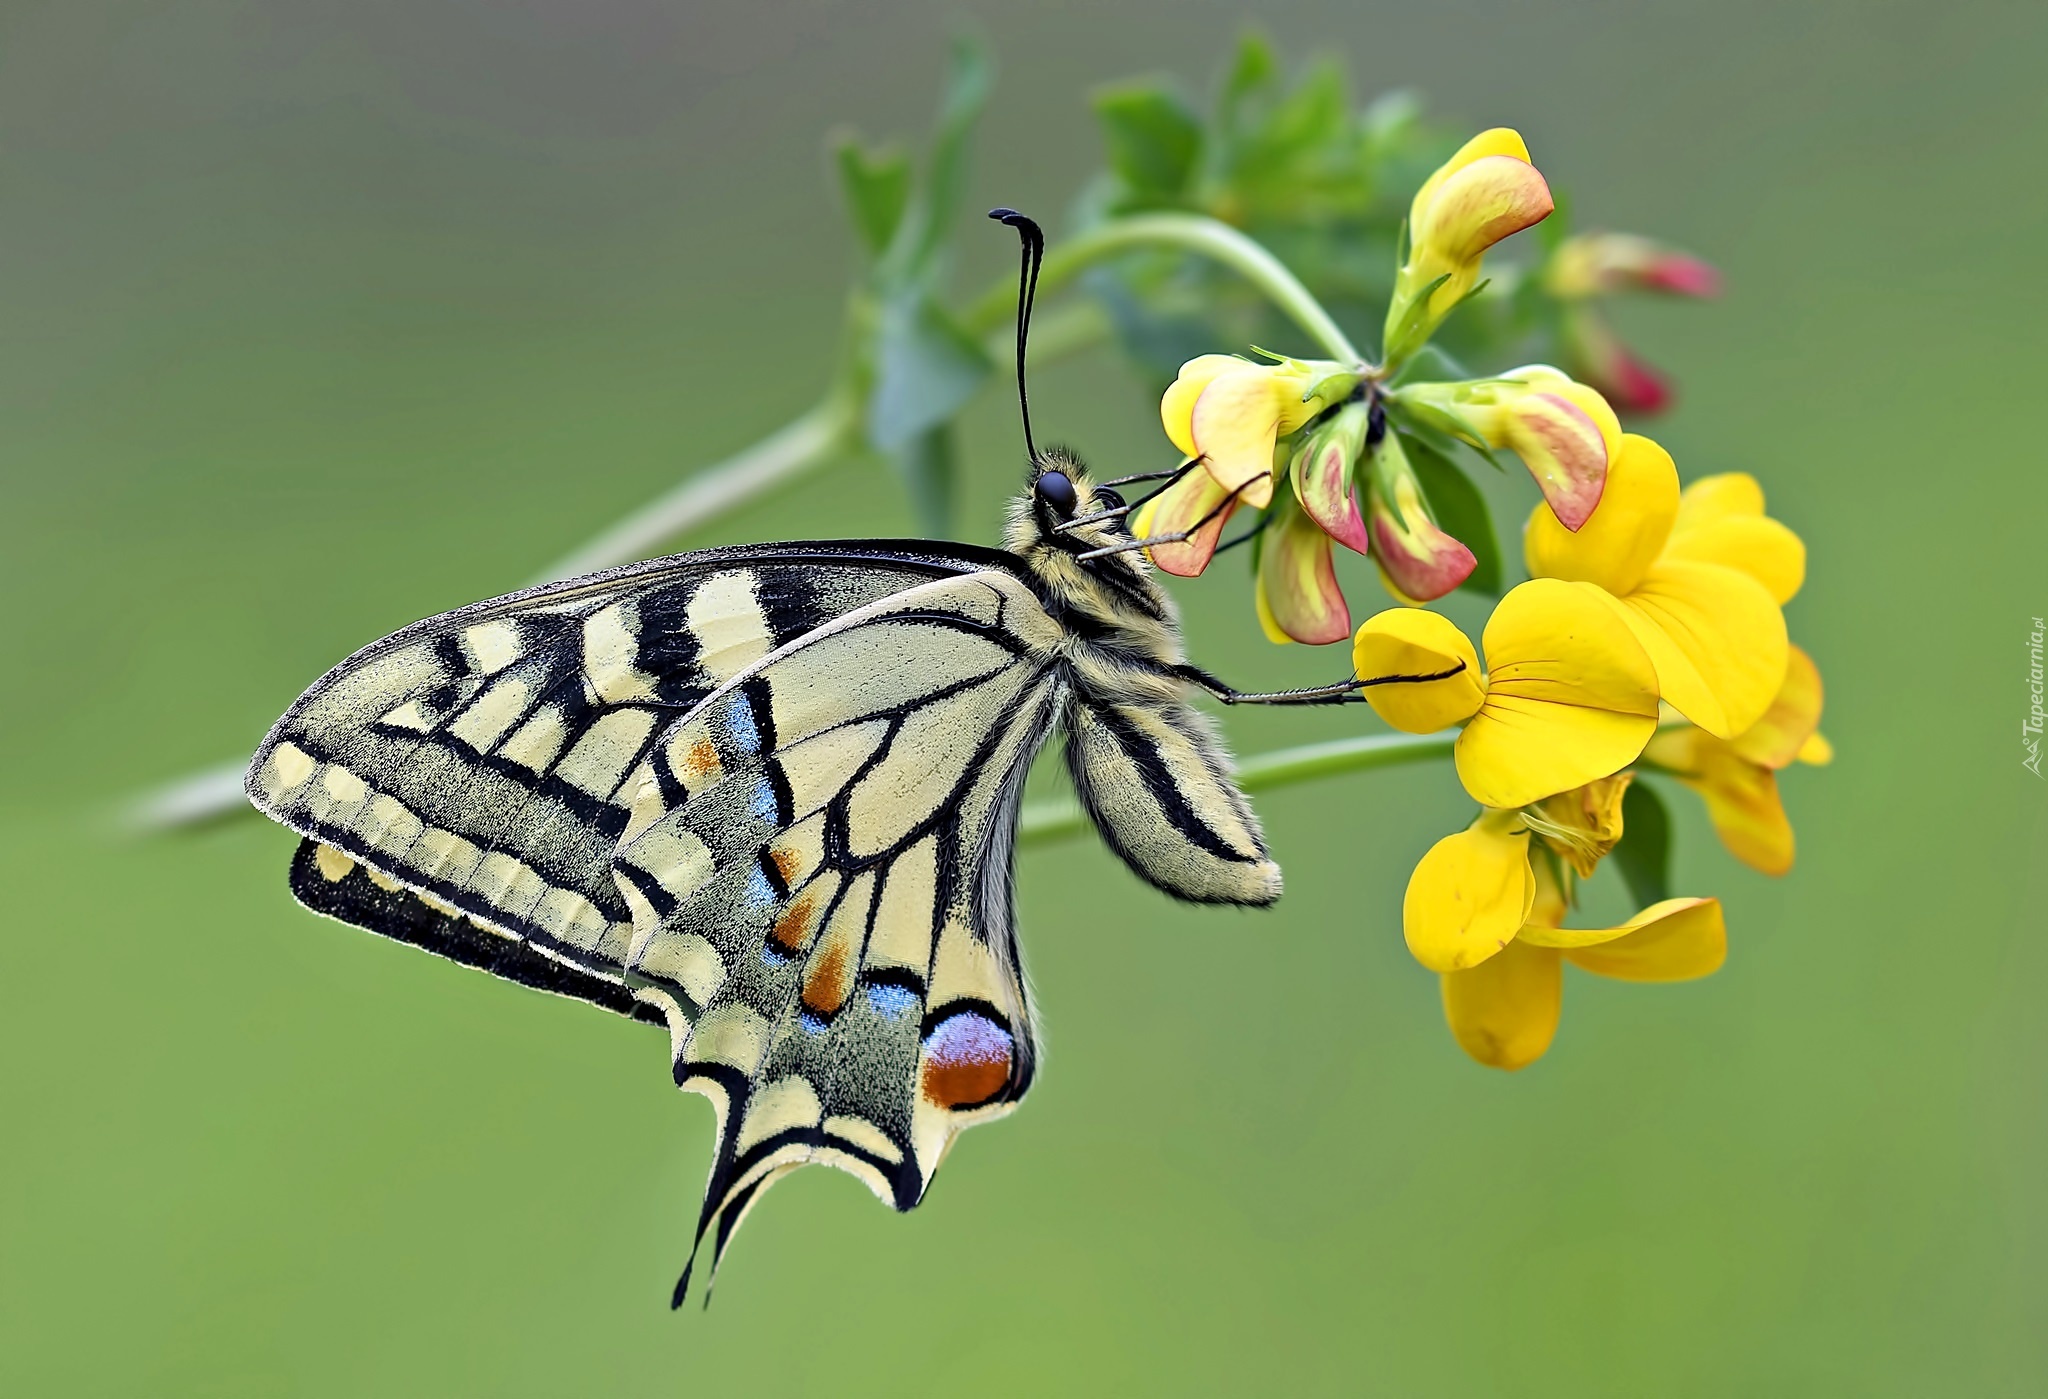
xmin=988 ymin=207 xmax=1045 ymax=461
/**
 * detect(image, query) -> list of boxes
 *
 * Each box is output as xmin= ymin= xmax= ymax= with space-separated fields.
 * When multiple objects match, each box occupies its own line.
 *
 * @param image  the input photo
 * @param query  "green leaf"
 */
xmin=882 ymin=421 xmax=958 ymax=538
xmin=1400 ymin=432 xmax=1502 ymax=595
xmin=1615 ymin=779 xmax=1673 ymax=908
xmin=1218 ymin=29 xmax=1279 ymax=132
xmin=832 ymin=135 xmax=913 ymax=259
xmin=890 ymin=35 xmax=992 ymax=280
xmin=1093 ymin=80 xmax=1204 ymax=199
xmin=867 ymin=291 xmax=992 ymax=455
xmin=1260 ymin=56 xmax=1347 ymax=156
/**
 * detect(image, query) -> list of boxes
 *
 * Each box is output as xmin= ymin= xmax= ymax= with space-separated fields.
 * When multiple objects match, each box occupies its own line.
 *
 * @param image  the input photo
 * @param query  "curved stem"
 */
xmin=967 ymin=212 xmax=1367 ymax=366
xmin=1017 ymin=730 xmax=1454 ymax=847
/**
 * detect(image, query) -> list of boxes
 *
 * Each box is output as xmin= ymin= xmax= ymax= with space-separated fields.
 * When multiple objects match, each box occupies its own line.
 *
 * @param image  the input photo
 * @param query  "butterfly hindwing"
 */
xmin=607 ymin=572 xmax=1072 ymax=1291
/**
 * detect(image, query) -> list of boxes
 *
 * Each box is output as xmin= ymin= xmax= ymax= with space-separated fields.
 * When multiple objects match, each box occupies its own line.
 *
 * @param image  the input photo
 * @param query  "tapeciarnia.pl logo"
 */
xmin=2027 ymin=616 xmax=2045 ymax=778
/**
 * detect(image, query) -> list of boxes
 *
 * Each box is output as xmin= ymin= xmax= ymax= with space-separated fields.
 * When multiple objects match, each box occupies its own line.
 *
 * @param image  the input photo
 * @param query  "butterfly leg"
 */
xmin=1174 ymin=661 xmax=1469 ymax=706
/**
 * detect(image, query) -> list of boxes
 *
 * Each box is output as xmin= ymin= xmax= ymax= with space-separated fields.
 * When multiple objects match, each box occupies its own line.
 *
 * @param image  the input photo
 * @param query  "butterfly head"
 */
xmin=1005 ymin=449 xmax=1172 ymax=627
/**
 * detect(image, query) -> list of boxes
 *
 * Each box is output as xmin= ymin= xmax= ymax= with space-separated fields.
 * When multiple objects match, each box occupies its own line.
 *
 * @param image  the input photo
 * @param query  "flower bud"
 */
xmin=1364 ymin=434 xmax=1477 ymax=602
xmin=1288 ymin=402 xmax=1371 ymax=555
xmin=1546 ymin=233 xmax=1720 ymax=301
xmin=1384 ymin=129 xmax=1553 ymax=366
xmin=1561 ymin=308 xmax=1673 ymax=415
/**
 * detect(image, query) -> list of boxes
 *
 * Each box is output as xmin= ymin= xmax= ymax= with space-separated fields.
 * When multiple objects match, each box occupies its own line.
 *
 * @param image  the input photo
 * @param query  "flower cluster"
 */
xmin=1360 ymin=452 xmax=1826 ymax=1068
xmin=1141 ymin=129 xmax=1828 ymax=1069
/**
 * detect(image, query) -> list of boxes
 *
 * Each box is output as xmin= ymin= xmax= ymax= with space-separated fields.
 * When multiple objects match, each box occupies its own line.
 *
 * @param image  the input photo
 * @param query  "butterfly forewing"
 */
xmin=246 ymin=546 xmax=1072 ymax=1292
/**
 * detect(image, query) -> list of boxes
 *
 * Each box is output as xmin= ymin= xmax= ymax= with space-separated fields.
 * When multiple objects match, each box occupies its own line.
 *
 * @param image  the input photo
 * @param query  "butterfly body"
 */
xmin=247 ymin=453 xmax=1281 ymax=1297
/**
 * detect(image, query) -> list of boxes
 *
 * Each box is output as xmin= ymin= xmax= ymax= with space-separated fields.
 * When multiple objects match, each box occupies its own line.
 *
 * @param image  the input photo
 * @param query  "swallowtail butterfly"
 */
xmin=245 ymin=212 xmax=1369 ymax=1303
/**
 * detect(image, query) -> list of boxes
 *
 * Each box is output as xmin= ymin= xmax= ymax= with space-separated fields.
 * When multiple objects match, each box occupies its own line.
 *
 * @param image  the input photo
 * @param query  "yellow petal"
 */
xmin=1728 ymin=644 xmax=1824 ymax=770
xmin=1557 ymin=898 xmax=1727 ymax=982
xmin=1454 ymin=579 xmax=1660 ymax=809
xmin=1412 ymin=149 xmax=1552 ymax=266
xmin=1644 ymin=727 xmax=1796 ymax=876
xmin=1402 ymin=811 xmax=1535 ymax=973
xmin=1617 ymin=560 xmax=1789 ymax=739
xmin=1188 ymin=367 xmax=1285 ymax=508
xmin=1664 ymin=515 xmax=1806 ymax=605
xmin=1160 ymin=355 xmax=1245 ymax=458
xmin=1410 ymin=127 xmax=1533 ymax=229
xmin=1441 ymin=938 xmax=1560 ymax=1071
xmin=1673 ymin=471 xmax=1765 ymax=529
xmin=1667 ymin=471 xmax=1805 ymax=604
xmin=1798 ymin=731 xmax=1834 ymax=766
xmin=1351 ymin=607 xmax=1485 ymax=733
xmin=1525 ymin=433 xmax=1679 ymax=596
xmin=1257 ymin=495 xmax=1350 ymax=645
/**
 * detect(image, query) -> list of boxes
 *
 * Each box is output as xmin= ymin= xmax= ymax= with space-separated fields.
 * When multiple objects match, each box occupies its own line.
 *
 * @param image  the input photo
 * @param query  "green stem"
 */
xmin=1017 ymin=730 xmax=1454 ymax=847
xmin=967 ymin=212 xmax=1367 ymax=366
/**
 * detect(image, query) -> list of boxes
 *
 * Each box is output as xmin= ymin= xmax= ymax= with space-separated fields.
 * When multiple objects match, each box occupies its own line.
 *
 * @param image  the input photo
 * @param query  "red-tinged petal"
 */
xmin=1564 ymin=309 xmax=1673 ymax=416
xmin=1504 ymin=391 xmax=1609 ymax=531
xmin=1639 ymin=252 xmax=1721 ymax=299
xmin=1291 ymin=415 xmax=1371 ymax=555
xmin=1371 ymin=510 xmax=1476 ymax=603
xmin=1415 ymin=154 xmax=1555 ymax=266
xmin=1138 ymin=467 xmax=1238 ymax=578
xmin=1257 ymin=498 xmax=1351 ymax=645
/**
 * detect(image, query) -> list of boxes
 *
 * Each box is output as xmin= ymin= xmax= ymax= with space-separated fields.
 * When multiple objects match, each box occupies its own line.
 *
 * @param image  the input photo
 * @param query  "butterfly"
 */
xmin=243 ymin=212 xmax=1380 ymax=1304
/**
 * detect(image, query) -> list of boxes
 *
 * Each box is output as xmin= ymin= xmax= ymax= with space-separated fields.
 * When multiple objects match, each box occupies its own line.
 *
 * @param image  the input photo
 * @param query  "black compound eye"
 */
xmin=1035 ymin=470 xmax=1078 ymax=516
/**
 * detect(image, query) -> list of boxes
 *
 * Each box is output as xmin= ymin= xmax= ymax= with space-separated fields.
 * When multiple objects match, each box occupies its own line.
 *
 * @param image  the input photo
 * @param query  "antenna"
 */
xmin=988 ymin=207 xmax=1044 ymax=461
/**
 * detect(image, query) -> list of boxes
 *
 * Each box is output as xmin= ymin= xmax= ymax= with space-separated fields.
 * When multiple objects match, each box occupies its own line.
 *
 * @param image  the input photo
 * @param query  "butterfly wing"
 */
xmin=246 ymin=544 xmax=1070 ymax=1298
xmin=612 ymin=569 xmax=1070 ymax=1294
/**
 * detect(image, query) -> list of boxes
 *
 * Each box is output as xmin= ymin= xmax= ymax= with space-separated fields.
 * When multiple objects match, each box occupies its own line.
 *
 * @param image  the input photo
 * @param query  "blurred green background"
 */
xmin=4 ymin=1 xmax=2045 ymax=1393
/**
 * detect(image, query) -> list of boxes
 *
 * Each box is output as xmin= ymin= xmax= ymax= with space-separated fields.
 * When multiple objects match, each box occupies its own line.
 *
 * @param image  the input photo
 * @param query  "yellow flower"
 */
xmin=1441 ymin=862 xmax=1727 ymax=1071
xmin=1526 ymin=435 xmax=1793 ymax=739
xmin=1643 ymin=644 xmax=1829 ymax=875
xmin=1384 ymin=129 xmax=1554 ymax=363
xmin=1159 ymin=354 xmax=1340 ymax=511
xmin=1352 ymin=578 xmax=1660 ymax=810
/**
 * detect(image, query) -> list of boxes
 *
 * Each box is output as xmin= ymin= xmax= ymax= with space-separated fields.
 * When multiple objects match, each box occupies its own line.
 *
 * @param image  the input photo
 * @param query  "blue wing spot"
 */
xmin=749 ymin=778 xmax=781 ymax=825
xmin=743 ymin=863 xmax=778 ymax=912
xmin=865 ymin=982 xmax=918 ymax=1018
xmin=798 ymin=1009 xmax=829 ymax=1035
xmin=719 ymin=697 xmax=760 ymax=758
